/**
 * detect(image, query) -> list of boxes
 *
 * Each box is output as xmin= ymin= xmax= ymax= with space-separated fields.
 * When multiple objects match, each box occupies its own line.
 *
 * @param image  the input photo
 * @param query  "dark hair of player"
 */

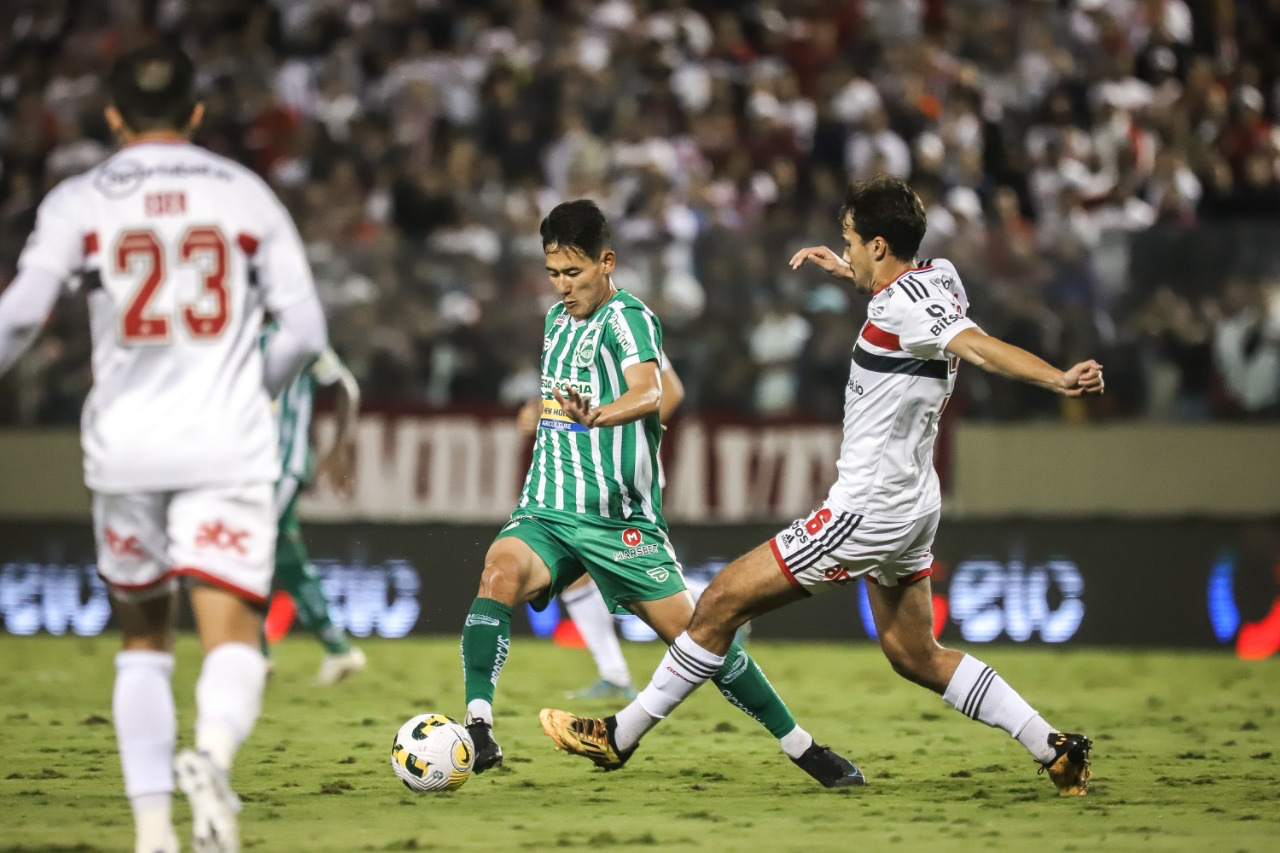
xmin=107 ymin=44 xmax=198 ymax=133
xmin=540 ymin=200 xmax=611 ymax=259
xmin=840 ymin=175 xmax=928 ymax=262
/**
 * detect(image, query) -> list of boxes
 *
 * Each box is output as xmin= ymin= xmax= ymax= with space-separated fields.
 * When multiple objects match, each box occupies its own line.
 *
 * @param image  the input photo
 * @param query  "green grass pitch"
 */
xmin=1 ymin=635 xmax=1277 ymax=853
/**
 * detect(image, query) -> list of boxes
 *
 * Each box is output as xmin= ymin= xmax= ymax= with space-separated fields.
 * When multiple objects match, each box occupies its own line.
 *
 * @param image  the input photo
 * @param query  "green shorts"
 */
xmin=493 ymin=508 xmax=686 ymax=613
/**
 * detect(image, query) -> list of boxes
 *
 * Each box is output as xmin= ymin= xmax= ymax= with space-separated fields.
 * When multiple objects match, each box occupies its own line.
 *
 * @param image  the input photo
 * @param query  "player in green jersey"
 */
xmin=460 ymin=200 xmax=860 ymax=787
xmin=518 ymin=356 xmax=685 ymax=701
xmin=265 ymin=337 xmax=365 ymax=685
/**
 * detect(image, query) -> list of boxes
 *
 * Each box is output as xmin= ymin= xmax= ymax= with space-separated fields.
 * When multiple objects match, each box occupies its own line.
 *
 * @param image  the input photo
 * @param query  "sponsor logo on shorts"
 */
xmin=465 ymin=614 xmax=501 ymax=628
xmin=613 ymin=544 xmax=660 ymax=562
xmin=645 ymin=566 xmax=670 ymax=582
xmin=822 ymin=564 xmax=854 ymax=584
xmin=195 ymin=520 xmax=249 ymax=555
xmin=622 ymin=528 xmax=642 ymax=547
xmin=780 ymin=532 xmax=795 ymax=546
xmin=104 ymin=527 xmax=145 ymax=560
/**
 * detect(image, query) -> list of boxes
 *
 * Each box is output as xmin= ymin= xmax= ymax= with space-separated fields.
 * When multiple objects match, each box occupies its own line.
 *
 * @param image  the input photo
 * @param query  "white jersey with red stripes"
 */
xmin=17 ymin=141 xmax=316 ymax=492
xmin=827 ymin=258 xmax=978 ymax=520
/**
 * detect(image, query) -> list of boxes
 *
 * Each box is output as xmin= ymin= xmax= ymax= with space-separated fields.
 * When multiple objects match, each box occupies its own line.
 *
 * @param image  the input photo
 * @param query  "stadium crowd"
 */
xmin=1 ymin=0 xmax=1279 ymax=424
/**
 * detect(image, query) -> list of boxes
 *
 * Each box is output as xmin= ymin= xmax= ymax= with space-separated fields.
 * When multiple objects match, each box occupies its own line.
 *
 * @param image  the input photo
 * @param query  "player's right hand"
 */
xmin=789 ymin=246 xmax=853 ymax=279
xmin=1061 ymin=360 xmax=1105 ymax=396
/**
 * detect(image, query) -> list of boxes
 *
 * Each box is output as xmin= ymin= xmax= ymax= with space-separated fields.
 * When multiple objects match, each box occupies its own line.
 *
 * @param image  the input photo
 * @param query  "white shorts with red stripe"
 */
xmin=769 ymin=503 xmax=940 ymax=593
xmin=92 ymin=483 xmax=275 ymax=604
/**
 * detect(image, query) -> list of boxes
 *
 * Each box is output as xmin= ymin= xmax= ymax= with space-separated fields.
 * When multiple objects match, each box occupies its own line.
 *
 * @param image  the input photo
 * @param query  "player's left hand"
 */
xmin=1061 ymin=360 xmax=1104 ymax=396
xmin=316 ymin=442 xmax=356 ymax=497
xmin=553 ymin=386 xmax=600 ymax=428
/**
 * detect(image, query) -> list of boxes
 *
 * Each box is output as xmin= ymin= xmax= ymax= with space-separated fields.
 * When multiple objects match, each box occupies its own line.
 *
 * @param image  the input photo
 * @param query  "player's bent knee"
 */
xmin=477 ymin=554 xmax=533 ymax=605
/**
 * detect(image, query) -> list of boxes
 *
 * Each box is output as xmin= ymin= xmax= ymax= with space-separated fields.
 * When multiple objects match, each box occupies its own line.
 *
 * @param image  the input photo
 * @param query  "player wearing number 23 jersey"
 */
xmin=0 ymin=44 xmax=329 ymax=853
xmin=16 ymin=141 xmax=317 ymax=493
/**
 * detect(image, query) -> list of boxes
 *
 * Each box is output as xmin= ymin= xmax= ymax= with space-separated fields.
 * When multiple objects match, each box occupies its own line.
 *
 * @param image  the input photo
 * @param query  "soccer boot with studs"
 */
xmin=791 ymin=740 xmax=867 ymax=788
xmin=465 ymin=720 xmax=504 ymax=773
xmin=1038 ymin=731 xmax=1092 ymax=796
xmin=174 ymin=749 xmax=241 ymax=853
xmin=539 ymin=708 xmax=635 ymax=771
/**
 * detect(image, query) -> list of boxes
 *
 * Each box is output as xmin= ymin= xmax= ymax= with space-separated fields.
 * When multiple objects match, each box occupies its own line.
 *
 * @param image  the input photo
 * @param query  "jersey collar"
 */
xmin=873 ymin=263 xmax=933 ymax=295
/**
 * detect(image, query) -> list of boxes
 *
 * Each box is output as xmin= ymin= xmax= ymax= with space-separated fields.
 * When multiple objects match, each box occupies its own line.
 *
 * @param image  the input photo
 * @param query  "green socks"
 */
xmin=461 ymin=598 xmax=513 ymax=711
xmin=711 ymin=643 xmax=798 ymax=739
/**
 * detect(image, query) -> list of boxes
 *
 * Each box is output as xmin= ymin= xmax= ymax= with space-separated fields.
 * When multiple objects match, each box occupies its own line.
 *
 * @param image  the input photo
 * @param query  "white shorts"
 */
xmin=769 ymin=503 xmax=939 ymax=593
xmin=92 ymin=483 xmax=276 ymax=604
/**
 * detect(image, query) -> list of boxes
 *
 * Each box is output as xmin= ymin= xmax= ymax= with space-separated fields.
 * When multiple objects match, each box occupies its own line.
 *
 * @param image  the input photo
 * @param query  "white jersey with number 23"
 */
xmin=17 ymin=141 xmax=317 ymax=493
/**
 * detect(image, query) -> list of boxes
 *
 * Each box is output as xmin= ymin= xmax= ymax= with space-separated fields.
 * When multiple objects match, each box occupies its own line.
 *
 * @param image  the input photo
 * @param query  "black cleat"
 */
xmin=1039 ymin=732 xmax=1091 ymax=796
xmin=792 ymin=741 xmax=866 ymax=788
xmin=466 ymin=721 xmax=504 ymax=774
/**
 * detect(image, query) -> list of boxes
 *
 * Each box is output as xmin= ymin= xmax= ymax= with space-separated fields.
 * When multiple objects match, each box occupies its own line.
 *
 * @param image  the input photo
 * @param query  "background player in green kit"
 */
xmin=459 ymin=200 xmax=860 ymax=787
xmin=265 ymin=331 xmax=366 ymax=685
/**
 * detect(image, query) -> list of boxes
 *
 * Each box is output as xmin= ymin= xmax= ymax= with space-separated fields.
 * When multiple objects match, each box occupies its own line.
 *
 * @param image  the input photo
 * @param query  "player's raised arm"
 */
xmin=944 ymin=328 xmax=1105 ymax=396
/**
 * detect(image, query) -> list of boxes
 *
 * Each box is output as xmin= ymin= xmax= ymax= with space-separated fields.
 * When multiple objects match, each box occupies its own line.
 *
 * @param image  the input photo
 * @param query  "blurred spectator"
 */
xmin=0 ymin=0 xmax=1279 ymax=424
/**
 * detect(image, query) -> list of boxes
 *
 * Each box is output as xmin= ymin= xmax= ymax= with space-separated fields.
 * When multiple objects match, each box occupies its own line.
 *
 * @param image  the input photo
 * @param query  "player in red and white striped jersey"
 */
xmin=544 ymin=176 xmax=1103 ymax=797
xmin=0 ymin=45 xmax=326 ymax=852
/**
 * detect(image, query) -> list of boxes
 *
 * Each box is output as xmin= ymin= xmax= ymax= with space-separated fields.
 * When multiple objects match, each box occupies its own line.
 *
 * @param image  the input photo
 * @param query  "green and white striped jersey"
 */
xmin=518 ymin=289 xmax=666 ymax=525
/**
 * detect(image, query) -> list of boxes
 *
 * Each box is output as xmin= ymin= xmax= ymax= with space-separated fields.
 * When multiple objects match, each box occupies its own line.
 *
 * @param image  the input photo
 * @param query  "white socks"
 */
xmin=943 ymin=654 xmax=1057 ymax=764
xmin=561 ymin=580 xmax=631 ymax=687
xmin=466 ymin=700 xmax=493 ymax=726
xmin=614 ymin=632 xmax=723 ymax=752
xmin=114 ymin=650 xmax=178 ymax=853
xmin=195 ymin=642 xmax=267 ymax=772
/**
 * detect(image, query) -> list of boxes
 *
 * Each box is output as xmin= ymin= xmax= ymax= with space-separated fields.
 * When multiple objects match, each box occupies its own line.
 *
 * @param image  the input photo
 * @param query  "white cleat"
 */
xmin=315 ymin=647 xmax=366 ymax=686
xmin=175 ymin=749 xmax=240 ymax=853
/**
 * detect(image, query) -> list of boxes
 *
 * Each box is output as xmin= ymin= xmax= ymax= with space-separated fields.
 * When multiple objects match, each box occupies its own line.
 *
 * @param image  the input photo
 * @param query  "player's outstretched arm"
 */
xmin=0 ymin=268 xmax=62 ymax=376
xmin=788 ymin=246 xmax=855 ymax=281
xmin=945 ymin=328 xmax=1104 ymax=396
xmin=553 ymin=360 xmax=662 ymax=429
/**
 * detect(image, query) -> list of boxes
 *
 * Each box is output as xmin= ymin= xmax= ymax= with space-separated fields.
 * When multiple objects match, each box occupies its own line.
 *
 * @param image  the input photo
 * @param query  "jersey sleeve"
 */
xmin=605 ymin=305 xmax=662 ymax=371
xmin=897 ymin=293 xmax=979 ymax=360
xmin=254 ymin=181 xmax=320 ymax=314
xmin=16 ymin=179 xmax=89 ymax=287
xmin=308 ymin=346 xmax=347 ymax=387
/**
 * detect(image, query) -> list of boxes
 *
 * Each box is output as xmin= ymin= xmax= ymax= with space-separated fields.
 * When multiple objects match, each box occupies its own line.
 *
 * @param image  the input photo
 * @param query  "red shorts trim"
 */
xmin=99 ymin=568 xmax=175 ymax=593
xmin=173 ymin=567 xmax=267 ymax=606
xmin=866 ymin=567 xmax=933 ymax=587
xmin=769 ymin=538 xmax=811 ymax=596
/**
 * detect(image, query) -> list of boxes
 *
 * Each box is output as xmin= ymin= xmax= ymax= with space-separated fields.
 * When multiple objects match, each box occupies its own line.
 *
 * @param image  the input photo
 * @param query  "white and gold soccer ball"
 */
xmin=390 ymin=714 xmax=475 ymax=792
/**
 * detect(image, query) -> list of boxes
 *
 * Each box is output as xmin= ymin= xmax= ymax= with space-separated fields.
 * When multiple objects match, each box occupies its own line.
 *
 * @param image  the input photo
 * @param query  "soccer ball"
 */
xmin=390 ymin=714 xmax=475 ymax=792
